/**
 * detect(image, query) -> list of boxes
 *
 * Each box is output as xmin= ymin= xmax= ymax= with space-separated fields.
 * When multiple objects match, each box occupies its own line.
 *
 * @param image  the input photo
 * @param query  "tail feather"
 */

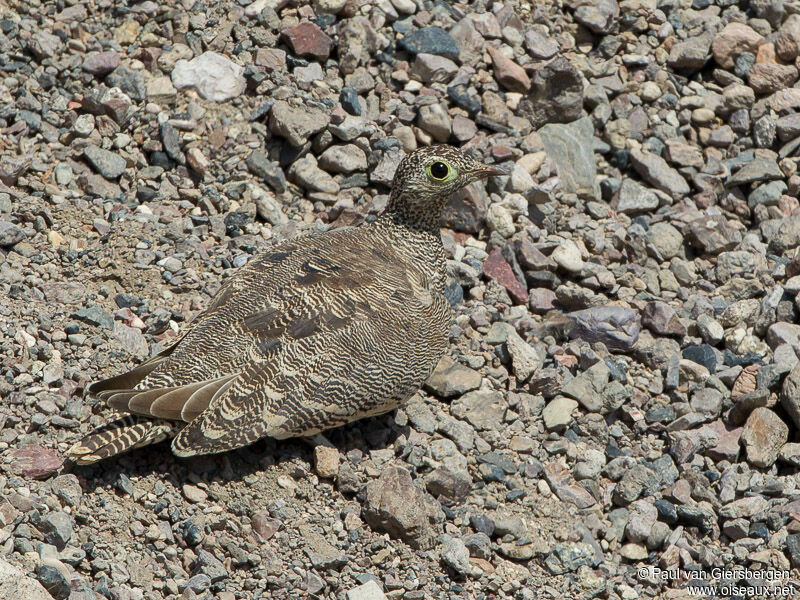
xmin=66 ymin=416 xmax=180 ymax=465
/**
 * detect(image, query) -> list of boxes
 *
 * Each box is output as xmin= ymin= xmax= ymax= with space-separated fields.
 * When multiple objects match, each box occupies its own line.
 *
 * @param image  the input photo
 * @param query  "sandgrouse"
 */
xmin=67 ymin=145 xmax=503 ymax=464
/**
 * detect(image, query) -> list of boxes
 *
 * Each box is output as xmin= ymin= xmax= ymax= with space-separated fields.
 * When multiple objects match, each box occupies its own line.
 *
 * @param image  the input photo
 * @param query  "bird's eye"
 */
xmin=428 ymin=161 xmax=450 ymax=181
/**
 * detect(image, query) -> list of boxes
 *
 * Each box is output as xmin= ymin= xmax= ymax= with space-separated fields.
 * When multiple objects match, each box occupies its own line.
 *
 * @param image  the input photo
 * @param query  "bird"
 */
xmin=67 ymin=145 xmax=504 ymax=465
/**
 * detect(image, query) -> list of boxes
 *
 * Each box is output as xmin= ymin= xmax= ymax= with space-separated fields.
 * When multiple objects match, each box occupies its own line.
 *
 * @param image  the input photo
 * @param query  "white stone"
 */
xmin=486 ymin=204 xmax=515 ymax=238
xmin=508 ymin=163 xmax=534 ymax=193
xmin=390 ymin=0 xmax=416 ymax=14
xmin=245 ymin=0 xmax=288 ymax=17
xmin=346 ymin=580 xmax=387 ymax=600
xmin=171 ymin=52 xmax=246 ymax=102
xmin=542 ymin=397 xmax=578 ymax=430
xmin=551 ymin=239 xmax=584 ymax=272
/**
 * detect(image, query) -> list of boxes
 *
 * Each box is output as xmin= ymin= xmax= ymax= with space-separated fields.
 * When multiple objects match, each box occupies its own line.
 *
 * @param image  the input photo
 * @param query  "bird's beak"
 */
xmin=470 ymin=165 xmax=507 ymax=180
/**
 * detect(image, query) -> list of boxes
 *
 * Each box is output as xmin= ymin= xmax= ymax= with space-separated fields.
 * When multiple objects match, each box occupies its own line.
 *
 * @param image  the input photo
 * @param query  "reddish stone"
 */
xmin=255 ymin=48 xmax=286 ymax=70
xmin=487 ymin=46 xmax=531 ymax=93
xmin=553 ymin=351 xmax=578 ymax=368
xmin=281 ymin=21 xmax=334 ymax=61
xmin=542 ymin=460 xmax=596 ymax=509
xmin=10 ymin=445 xmax=63 ymax=479
xmin=252 ymin=512 xmax=281 ymax=541
xmin=138 ymin=47 xmax=162 ymax=71
xmin=529 ymin=288 xmax=558 ymax=314
xmin=82 ymin=51 xmax=121 ymax=77
xmin=756 ymin=42 xmax=776 ymax=64
xmin=483 ymin=247 xmax=528 ymax=304
xmin=704 ymin=420 xmax=742 ymax=462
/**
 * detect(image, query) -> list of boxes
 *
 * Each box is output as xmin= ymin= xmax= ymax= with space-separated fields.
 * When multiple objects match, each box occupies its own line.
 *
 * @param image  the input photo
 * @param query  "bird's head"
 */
xmin=387 ymin=145 xmax=505 ymax=230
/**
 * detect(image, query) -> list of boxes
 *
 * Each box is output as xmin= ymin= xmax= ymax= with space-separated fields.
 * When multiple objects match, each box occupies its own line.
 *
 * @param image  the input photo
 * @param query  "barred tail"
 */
xmin=66 ymin=416 xmax=180 ymax=465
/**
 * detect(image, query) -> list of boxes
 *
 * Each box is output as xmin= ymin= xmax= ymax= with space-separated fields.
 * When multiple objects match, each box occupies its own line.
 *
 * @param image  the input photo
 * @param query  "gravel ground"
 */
xmin=3 ymin=0 xmax=800 ymax=598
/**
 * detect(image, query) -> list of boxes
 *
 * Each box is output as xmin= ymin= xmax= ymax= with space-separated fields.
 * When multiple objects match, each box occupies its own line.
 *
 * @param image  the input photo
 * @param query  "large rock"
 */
xmin=171 ymin=52 xmax=246 ymax=102
xmin=566 ymin=0 xmax=618 ymax=34
xmin=538 ymin=117 xmax=599 ymax=200
xmin=741 ymin=408 xmax=788 ymax=468
xmin=281 ymin=21 xmax=334 ymax=60
xmin=567 ymin=306 xmax=641 ymax=352
xmin=519 ymin=56 xmax=583 ymax=129
xmin=362 ymin=465 xmax=443 ymax=549
xmin=450 ymin=390 xmax=506 ymax=430
xmin=712 ymin=23 xmax=765 ymax=69
xmin=270 ymin=100 xmax=331 ymax=147
xmin=781 ymin=362 xmax=800 ymax=430
xmin=0 ymin=558 xmax=55 ymax=600
xmin=398 ymin=27 xmax=460 ymax=60
xmin=629 ymin=148 xmax=690 ymax=198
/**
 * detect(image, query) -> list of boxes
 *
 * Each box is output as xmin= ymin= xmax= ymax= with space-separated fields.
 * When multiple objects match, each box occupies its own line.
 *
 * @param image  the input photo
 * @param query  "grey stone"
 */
xmin=362 ymin=465 xmax=443 ymax=550
xmin=37 ymin=512 xmax=73 ymax=550
xmin=645 ymin=222 xmax=684 ymax=260
xmin=616 ymin=179 xmax=659 ymax=213
xmin=567 ymin=0 xmax=618 ymax=34
xmin=539 ymin=117 xmax=599 ymax=200
xmin=398 ymin=27 xmax=460 ymax=60
xmin=520 ymin=56 xmax=584 ymax=129
xmin=542 ymin=397 xmax=578 ymax=430
xmin=270 ymin=100 xmax=330 ymax=147
xmin=440 ymin=535 xmax=475 ymax=576
xmin=0 ymin=221 xmax=26 ymax=247
xmin=410 ymin=53 xmax=458 ymax=84
xmin=728 ymin=157 xmax=783 ymax=186
xmin=346 ymin=580 xmax=387 ymax=600
xmin=561 ymin=361 xmax=609 ymax=412
xmin=84 ymin=145 xmax=126 ymax=179
xmin=425 ymin=355 xmax=482 ymax=398
xmin=667 ymin=35 xmax=712 ymax=70
xmin=450 ymin=390 xmax=506 ymax=430
xmin=301 ymin=526 xmax=347 ymax=570
xmin=629 ymin=148 xmax=690 ymax=198
xmin=741 ymin=407 xmax=788 ymax=468
xmin=318 ymin=144 xmax=368 ymax=173
xmin=567 ymin=306 xmax=641 ymax=352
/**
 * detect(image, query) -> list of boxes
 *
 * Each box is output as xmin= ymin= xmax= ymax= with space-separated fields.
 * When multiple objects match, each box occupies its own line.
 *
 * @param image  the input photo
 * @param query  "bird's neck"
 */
xmin=381 ymin=190 xmax=447 ymax=235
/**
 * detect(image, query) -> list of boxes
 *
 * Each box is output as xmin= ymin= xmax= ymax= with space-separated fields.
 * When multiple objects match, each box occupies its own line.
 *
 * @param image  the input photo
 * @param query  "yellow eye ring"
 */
xmin=428 ymin=161 xmax=450 ymax=181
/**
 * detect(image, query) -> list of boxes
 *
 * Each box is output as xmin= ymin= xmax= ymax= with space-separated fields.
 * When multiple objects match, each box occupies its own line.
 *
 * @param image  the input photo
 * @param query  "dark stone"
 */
xmin=71 ymin=305 xmax=114 ymax=330
xmin=246 ymin=150 xmax=288 ymax=192
xmin=645 ymin=404 xmax=676 ymax=423
xmin=567 ymin=306 xmax=641 ymax=352
xmin=654 ymin=499 xmax=678 ymax=524
xmin=676 ymin=504 xmax=715 ymax=533
xmin=787 ymin=533 xmax=800 ymax=568
xmin=160 ymin=121 xmax=185 ymax=165
xmin=447 ymin=84 xmax=482 ymax=115
xmin=224 ymin=211 xmax=251 ymax=237
xmin=398 ymin=27 xmax=460 ymax=61
xmin=114 ymin=293 xmax=140 ymax=308
xmin=426 ymin=467 xmax=472 ymax=502
xmin=183 ymin=520 xmax=205 ymax=546
xmin=339 ymin=87 xmax=361 ymax=115
xmin=682 ymin=344 xmax=717 ymax=372
xmin=106 ymin=66 xmax=146 ymax=101
xmin=469 ymin=513 xmax=496 ymax=537
xmin=37 ymin=564 xmax=71 ymax=600
xmin=518 ymin=56 xmax=583 ymax=129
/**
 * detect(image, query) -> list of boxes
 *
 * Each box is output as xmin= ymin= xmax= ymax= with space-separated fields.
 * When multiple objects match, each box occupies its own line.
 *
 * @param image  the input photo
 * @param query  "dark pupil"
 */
xmin=430 ymin=162 xmax=449 ymax=179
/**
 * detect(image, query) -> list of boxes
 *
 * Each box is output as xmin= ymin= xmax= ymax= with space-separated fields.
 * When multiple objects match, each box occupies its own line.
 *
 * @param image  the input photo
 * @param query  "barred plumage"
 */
xmin=66 ymin=146 xmax=503 ymax=464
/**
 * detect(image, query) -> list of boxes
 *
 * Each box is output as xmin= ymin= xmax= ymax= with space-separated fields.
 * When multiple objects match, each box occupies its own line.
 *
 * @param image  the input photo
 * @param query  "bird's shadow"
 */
xmin=70 ymin=412 xmax=406 ymax=495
